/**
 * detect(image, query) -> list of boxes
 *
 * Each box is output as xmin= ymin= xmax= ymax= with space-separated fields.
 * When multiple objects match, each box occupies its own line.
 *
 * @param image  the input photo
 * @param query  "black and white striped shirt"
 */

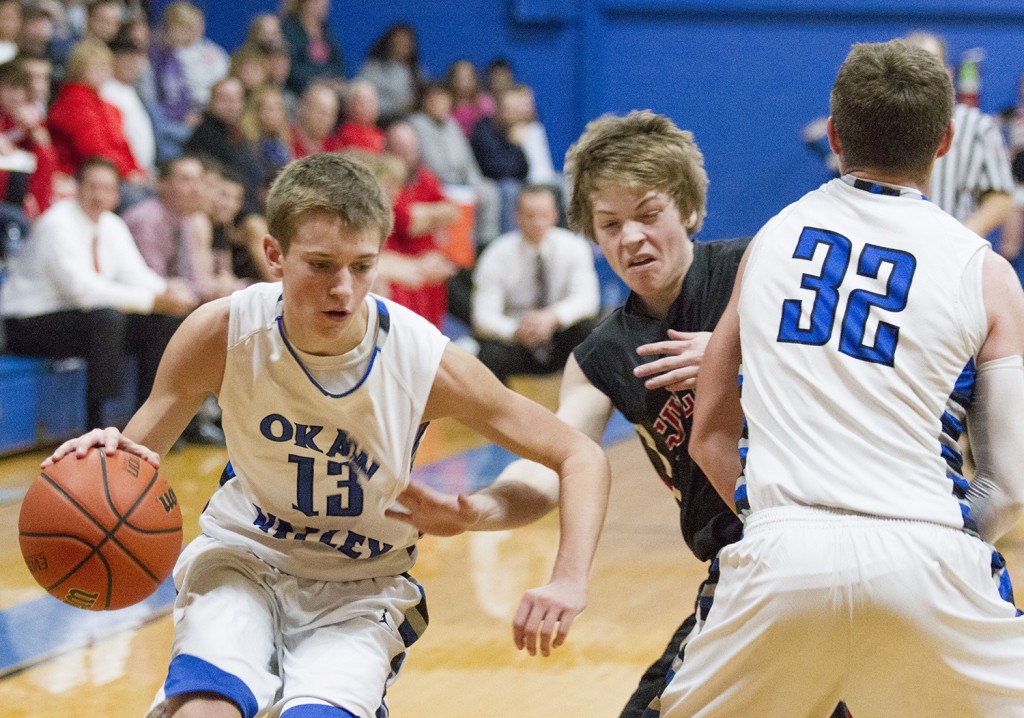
xmin=930 ymin=103 xmax=1015 ymax=222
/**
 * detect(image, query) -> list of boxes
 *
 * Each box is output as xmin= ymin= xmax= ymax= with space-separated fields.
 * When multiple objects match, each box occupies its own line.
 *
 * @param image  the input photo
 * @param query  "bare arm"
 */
xmin=407 ymin=200 xmax=460 ymax=237
xmin=689 ymin=246 xmax=751 ymax=509
xmin=420 ymin=344 xmax=611 ymax=656
xmin=391 ymin=354 xmax=614 ymax=534
xmin=962 ymin=191 xmax=1013 ymax=237
xmin=966 ymin=251 xmax=1024 ymax=542
xmin=44 ymin=298 xmax=230 ymax=468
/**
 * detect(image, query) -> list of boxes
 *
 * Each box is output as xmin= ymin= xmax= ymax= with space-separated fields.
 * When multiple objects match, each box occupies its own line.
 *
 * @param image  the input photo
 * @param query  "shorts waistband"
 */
xmin=743 ymin=505 xmax=967 ymax=535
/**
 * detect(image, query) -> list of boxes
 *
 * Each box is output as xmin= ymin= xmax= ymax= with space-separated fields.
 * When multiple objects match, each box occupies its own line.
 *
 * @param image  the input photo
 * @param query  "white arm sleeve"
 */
xmin=966 ymin=355 xmax=1024 ymax=543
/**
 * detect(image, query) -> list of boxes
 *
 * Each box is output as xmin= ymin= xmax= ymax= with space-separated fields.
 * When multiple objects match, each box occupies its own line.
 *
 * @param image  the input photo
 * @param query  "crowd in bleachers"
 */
xmin=0 ymin=0 xmax=582 ymax=445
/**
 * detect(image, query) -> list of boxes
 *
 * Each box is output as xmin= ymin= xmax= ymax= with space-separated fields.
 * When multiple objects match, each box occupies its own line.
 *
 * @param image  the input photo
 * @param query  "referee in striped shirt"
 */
xmin=906 ymin=31 xmax=1015 ymax=236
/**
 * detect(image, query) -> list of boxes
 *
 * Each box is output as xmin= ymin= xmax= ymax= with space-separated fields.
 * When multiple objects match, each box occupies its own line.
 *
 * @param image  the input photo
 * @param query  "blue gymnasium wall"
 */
xmin=163 ymin=0 xmax=1024 ymax=241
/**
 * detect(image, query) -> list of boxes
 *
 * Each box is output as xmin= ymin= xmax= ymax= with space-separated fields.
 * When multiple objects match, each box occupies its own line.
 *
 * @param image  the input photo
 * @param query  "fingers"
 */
xmin=42 ymin=429 xmax=161 ymax=470
xmin=635 ymin=339 xmax=684 ymax=357
xmin=642 ymin=366 xmax=699 ymax=391
xmin=42 ymin=428 xmax=109 ymax=468
xmin=384 ymin=507 xmax=414 ymax=525
xmin=513 ymin=591 xmax=580 ymax=657
xmin=666 ymin=329 xmax=702 ymax=340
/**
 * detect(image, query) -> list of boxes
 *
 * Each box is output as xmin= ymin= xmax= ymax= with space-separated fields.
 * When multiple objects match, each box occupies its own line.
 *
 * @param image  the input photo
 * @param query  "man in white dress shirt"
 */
xmin=472 ymin=184 xmax=599 ymax=383
xmin=1 ymin=156 xmax=196 ymax=427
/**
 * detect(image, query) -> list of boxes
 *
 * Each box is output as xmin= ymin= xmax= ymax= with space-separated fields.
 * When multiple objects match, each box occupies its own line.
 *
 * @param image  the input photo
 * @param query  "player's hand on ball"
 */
xmin=385 ymin=480 xmax=483 ymax=536
xmin=513 ymin=578 xmax=587 ymax=657
xmin=634 ymin=330 xmax=711 ymax=392
xmin=43 ymin=427 xmax=161 ymax=471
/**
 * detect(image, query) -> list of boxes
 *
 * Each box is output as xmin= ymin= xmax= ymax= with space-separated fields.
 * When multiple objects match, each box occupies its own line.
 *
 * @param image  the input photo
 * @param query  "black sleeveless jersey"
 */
xmin=573 ymin=237 xmax=750 ymax=561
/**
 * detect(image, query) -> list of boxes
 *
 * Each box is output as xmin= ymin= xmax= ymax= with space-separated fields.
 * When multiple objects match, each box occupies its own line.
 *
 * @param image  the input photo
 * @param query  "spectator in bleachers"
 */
xmin=13 ymin=52 xmax=54 ymax=116
xmin=165 ymin=2 xmax=229 ymax=111
xmin=183 ymin=75 xmax=263 ymax=215
xmin=240 ymin=84 xmax=292 ymax=190
xmin=265 ymin=43 xmax=296 ymax=118
xmin=358 ymin=23 xmax=424 ymax=128
xmin=470 ymin=83 xmax=531 ymax=234
xmin=471 ymin=184 xmax=599 ymax=383
xmin=17 ymin=5 xmax=68 ymax=85
xmin=354 ymin=147 xmax=459 ymax=311
xmin=82 ymin=0 xmax=122 ymax=45
xmin=0 ymin=60 xmax=59 ymax=215
xmin=383 ymin=120 xmax=459 ymax=328
xmin=229 ymin=43 xmax=270 ymax=97
xmin=484 ymin=56 xmax=515 ymax=98
xmin=47 ymin=38 xmax=152 ymax=208
xmin=514 ymin=83 xmax=559 ymax=189
xmin=147 ymin=2 xmax=197 ymax=132
xmin=408 ymin=80 xmax=500 ymax=249
xmin=245 ymin=13 xmax=284 ymax=53
xmin=280 ymin=0 xmax=344 ymax=96
xmin=186 ymin=162 xmax=249 ymax=295
xmin=200 ymin=164 xmax=259 ymax=283
xmin=0 ymin=156 xmax=196 ymax=428
xmin=288 ymin=79 xmax=341 ymax=157
xmin=0 ymin=0 xmax=22 ymax=64
xmin=60 ymin=0 xmax=87 ymax=42
xmin=207 ymin=164 xmax=269 ymax=283
xmin=101 ymin=33 xmax=155 ymax=175
xmin=118 ymin=16 xmax=185 ymax=165
xmin=333 ymin=79 xmax=384 ymax=152
xmin=121 ymin=154 xmax=220 ymax=301
xmin=446 ymin=59 xmax=493 ymax=138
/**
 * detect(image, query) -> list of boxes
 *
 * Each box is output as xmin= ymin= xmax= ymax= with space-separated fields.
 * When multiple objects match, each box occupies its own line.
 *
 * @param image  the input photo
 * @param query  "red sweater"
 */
xmin=331 ymin=122 xmax=385 ymax=153
xmin=0 ymin=112 xmax=58 ymax=214
xmin=385 ymin=166 xmax=448 ymax=328
xmin=47 ymin=82 xmax=142 ymax=178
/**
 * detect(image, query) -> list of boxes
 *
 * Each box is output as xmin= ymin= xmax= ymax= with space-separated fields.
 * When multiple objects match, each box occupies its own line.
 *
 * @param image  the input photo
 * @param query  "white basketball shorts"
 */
xmin=148 ymin=533 xmax=428 ymax=718
xmin=659 ymin=506 xmax=1024 ymax=718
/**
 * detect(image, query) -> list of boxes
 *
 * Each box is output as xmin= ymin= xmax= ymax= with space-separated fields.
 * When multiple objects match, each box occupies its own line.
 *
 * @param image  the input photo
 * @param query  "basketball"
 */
xmin=17 ymin=449 xmax=183 ymax=611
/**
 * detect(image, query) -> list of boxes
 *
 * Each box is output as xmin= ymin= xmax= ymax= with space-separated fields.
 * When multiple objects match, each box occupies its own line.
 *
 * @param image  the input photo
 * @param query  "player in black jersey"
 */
xmin=389 ymin=111 xmax=848 ymax=718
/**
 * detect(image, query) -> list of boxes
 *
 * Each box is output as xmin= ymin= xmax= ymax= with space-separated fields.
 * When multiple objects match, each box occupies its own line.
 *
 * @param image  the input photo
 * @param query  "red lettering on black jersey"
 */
xmin=653 ymin=391 xmax=694 ymax=450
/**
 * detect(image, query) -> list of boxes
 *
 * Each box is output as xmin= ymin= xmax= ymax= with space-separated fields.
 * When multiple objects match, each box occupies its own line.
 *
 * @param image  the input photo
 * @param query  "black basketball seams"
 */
xmin=31 ymin=532 xmax=114 ymax=609
xmin=40 ymin=460 xmax=165 ymax=586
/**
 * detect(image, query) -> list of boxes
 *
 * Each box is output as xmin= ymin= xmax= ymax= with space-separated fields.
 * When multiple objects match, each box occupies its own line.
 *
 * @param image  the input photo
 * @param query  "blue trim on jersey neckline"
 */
xmin=275 ymin=296 xmax=391 ymax=399
xmin=841 ymin=174 xmax=928 ymax=201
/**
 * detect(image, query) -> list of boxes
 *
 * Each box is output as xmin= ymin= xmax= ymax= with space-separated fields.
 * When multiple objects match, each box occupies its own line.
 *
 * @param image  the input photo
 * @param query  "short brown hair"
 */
xmin=830 ymin=40 xmax=953 ymax=179
xmin=565 ymin=110 xmax=708 ymax=240
xmin=266 ymin=153 xmax=394 ymax=253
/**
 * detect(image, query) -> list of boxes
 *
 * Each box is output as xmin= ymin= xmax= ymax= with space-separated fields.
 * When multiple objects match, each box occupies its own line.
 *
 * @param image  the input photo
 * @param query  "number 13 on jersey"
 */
xmin=776 ymin=226 xmax=916 ymax=366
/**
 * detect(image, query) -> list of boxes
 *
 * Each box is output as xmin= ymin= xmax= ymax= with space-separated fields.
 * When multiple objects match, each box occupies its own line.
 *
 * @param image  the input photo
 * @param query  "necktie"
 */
xmin=533 ymin=250 xmax=547 ymax=309
xmin=92 ymin=232 xmax=101 ymax=274
xmin=531 ymin=248 xmax=553 ymax=363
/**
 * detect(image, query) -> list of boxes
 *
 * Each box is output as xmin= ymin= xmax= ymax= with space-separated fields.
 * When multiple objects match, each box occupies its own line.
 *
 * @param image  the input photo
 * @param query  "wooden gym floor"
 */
xmin=0 ymin=373 xmax=1021 ymax=717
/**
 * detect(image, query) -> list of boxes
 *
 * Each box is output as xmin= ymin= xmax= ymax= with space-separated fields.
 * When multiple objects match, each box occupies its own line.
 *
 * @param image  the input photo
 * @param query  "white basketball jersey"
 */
xmin=738 ymin=176 xmax=989 ymax=530
xmin=203 ymin=282 xmax=449 ymax=581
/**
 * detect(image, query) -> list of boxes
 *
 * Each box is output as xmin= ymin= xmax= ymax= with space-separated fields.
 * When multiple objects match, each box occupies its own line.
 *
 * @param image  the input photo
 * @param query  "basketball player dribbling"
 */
xmin=45 ymin=152 xmax=611 ymax=718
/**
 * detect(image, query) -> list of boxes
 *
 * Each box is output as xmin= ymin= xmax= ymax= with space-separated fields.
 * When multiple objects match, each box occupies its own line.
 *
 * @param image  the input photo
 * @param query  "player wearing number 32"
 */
xmin=660 ymin=40 xmax=1024 ymax=716
xmin=43 ymin=152 xmax=610 ymax=718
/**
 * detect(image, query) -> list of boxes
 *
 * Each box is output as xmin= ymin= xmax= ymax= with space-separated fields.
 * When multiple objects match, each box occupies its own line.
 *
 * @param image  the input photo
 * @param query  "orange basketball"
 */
xmin=18 ymin=448 xmax=182 ymax=611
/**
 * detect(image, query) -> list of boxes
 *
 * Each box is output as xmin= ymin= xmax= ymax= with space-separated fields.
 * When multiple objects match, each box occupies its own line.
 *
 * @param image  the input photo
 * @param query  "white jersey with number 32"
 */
xmin=738 ymin=176 xmax=989 ymax=529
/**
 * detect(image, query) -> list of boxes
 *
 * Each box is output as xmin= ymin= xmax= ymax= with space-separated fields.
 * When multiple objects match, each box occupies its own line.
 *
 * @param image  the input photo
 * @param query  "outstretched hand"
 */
xmin=634 ymin=330 xmax=711 ymax=392
xmin=42 ymin=427 xmax=161 ymax=470
xmin=513 ymin=577 xmax=587 ymax=657
xmin=386 ymin=480 xmax=483 ymax=536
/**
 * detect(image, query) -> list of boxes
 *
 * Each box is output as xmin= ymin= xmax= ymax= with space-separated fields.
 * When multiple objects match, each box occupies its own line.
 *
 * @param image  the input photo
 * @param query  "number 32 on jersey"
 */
xmin=776 ymin=226 xmax=916 ymax=366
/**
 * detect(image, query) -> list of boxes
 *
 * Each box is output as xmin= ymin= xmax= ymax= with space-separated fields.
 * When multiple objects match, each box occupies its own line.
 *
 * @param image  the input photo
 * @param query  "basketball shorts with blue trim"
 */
xmin=658 ymin=506 xmax=1024 ymax=718
xmin=146 ymin=534 xmax=428 ymax=718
